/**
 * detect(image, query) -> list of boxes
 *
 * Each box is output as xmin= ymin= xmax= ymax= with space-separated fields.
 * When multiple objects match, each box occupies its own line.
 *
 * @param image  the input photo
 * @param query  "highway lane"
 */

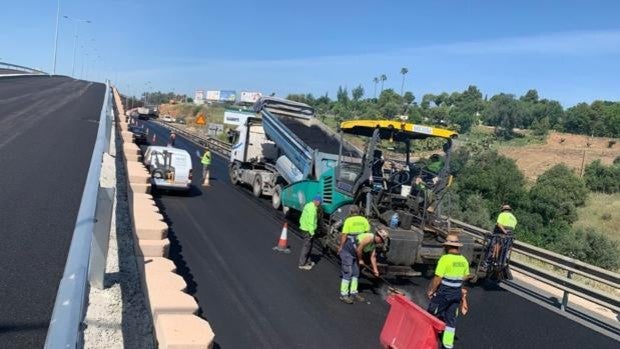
xmin=0 ymin=76 xmax=104 ymax=347
xmin=143 ymin=120 xmax=618 ymax=348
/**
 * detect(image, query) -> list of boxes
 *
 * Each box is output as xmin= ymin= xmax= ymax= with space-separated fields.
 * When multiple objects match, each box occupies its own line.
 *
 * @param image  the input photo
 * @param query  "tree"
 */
xmin=351 ymin=84 xmax=364 ymax=102
xmin=421 ymin=94 xmax=435 ymax=109
xmin=483 ymin=93 xmax=523 ymax=139
xmin=336 ymin=85 xmax=349 ymax=105
xmin=529 ymin=164 xmax=588 ymax=225
xmin=373 ymin=77 xmax=379 ymax=98
xmin=520 ymin=89 xmax=539 ymax=103
xmin=403 ymin=91 xmax=415 ymax=105
xmin=455 ymin=150 xmax=528 ymax=214
xmin=400 ymin=67 xmax=409 ymax=96
xmin=551 ymin=228 xmax=620 ymax=270
xmin=583 ymin=160 xmax=620 ymax=193
xmin=380 ymin=74 xmax=387 ymax=94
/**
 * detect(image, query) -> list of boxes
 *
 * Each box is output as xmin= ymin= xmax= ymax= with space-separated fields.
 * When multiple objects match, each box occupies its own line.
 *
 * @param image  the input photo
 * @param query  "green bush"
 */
xmin=551 ymin=228 xmax=620 ymax=270
xmin=529 ymin=164 xmax=588 ymax=224
xmin=583 ymin=160 xmax=620 ymax=193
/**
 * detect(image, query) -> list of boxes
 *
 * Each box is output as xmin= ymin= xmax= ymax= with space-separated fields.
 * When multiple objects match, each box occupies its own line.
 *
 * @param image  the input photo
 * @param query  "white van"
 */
xmin=143 ymin=146 xmax=193 ymax=192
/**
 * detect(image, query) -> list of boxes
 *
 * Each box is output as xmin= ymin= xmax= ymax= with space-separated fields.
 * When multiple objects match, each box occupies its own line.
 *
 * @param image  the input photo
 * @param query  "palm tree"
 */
xmin=373 ymin=77 xmax=379 ymax=98
xmin=400 ymin=67 xmax=409 ymax=96
xmin=380 ymin=74 xmax=387 ymax=94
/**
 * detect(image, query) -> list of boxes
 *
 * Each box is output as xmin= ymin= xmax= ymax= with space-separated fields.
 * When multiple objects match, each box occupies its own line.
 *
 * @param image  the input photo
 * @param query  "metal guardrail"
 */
xmin=45 ymin=80 xmax=115 ymax=348
xmin=450 ymin=219 xmax=620 ymax=315
xmin=152 ymin=120 xmax=232 ymax=156
xmin=0 ymin=61 xmax=47 ymax=75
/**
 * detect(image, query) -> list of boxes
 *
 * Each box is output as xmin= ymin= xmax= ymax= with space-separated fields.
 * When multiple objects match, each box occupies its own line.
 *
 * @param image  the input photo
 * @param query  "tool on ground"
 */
xmin=362 ymin=265 xmax=405 ymax=297
xmin=273 ymin=222 xmax=291 ymax=254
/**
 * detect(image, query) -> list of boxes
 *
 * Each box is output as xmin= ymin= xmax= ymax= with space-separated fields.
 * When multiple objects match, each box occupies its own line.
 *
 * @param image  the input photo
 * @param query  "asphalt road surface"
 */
xmin=0 ymin=76 xmax=104 ymax=347
xmin=141 ymin=120 xmax=617 ymax=349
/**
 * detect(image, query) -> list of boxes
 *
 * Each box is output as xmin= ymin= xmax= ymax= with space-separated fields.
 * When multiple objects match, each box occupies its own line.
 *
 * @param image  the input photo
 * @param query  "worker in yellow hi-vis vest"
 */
xmin=427 ymin=234 xmax=470 ymax=349
xmin=201 ymin=149 xmax=211 ymax=186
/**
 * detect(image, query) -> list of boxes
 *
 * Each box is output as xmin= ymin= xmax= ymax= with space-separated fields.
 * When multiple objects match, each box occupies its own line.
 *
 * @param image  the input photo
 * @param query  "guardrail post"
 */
xmin=88 ymin=185 xmax=115 ymax=289
xmin=560 ymin=270 xmax=573 ymax=311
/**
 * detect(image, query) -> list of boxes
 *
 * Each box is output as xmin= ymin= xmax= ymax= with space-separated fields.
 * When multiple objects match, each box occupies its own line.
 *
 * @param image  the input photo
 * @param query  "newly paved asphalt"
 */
xmin=142 ymin=120 xmax=618 ymax=348
xmin=0 ymin=76 xmax=104 ymax=347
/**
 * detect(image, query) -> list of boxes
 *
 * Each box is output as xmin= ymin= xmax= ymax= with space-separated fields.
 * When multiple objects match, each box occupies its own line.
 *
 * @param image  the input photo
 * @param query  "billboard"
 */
xmin=194 ymin=90 xmax=205 ymax=101
xmin=240 ymin=91 xmax=262 ymax=103
xmin=224 ymin=110 xmax=254 ymax=126
xmin=219 ymin=90 xmax=237 ymax=102
xmin=206 ymin=90 xmax=220 ymax=101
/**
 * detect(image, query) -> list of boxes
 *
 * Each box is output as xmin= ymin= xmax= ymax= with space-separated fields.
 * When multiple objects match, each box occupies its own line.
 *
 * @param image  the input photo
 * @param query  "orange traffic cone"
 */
xmin=273 ymin=222 xmax=291 ymax=253
xmin=152 ymin=133 xmax=156 ymax=144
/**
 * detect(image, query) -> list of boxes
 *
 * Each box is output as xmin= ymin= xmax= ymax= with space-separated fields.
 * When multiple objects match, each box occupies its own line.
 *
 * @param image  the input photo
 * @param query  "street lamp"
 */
xmin=63 ymin=15 xmax=91 ymax=78
xmin=52 ymin=0 xmax=61 ymax=74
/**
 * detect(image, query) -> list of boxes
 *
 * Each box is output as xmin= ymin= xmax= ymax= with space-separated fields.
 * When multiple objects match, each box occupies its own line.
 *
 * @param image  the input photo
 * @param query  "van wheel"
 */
xmin=272 ymin=184 xmax=282 ymax=210
xmin=252 ymin=175 xmax=262 ymax=198
xmin=229 ymin=164 xmax=240 ymax=185
xmin=152 ymin=169 xmax=165 ymax=180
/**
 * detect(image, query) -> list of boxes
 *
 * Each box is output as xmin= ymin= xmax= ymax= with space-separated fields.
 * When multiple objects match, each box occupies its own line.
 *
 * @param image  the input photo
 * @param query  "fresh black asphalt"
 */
xmin=143 ymin=120 xmax=618 ymax=349
xmin=0 ymin=75 xmax=104 ymax=347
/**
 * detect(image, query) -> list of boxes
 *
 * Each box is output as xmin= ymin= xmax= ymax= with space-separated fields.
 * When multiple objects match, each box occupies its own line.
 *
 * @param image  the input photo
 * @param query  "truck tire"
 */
xmin=272 ymin=184 xmax=282 ymax=210
xmin=252 ymin=175 xmax=262 ymax=198
xmin=229 ymin=163 xmax=240 ymax=185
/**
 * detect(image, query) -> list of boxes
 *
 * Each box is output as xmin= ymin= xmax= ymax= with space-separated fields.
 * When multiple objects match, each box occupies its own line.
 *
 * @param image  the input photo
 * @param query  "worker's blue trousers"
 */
xmin=428 ymin=285 xmax=462 ymax=348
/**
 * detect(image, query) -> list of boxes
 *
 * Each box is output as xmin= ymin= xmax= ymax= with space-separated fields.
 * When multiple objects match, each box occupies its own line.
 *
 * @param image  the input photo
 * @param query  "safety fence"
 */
xmin=450 ymin=219 xmax=620 ymax=331
xmin=150 ymin=119 xmax=619 ymax=333
xmin=0 ymin=61 xmax=48 ymax=75
xmin=44 ymin=81 xmax=115 ymax=348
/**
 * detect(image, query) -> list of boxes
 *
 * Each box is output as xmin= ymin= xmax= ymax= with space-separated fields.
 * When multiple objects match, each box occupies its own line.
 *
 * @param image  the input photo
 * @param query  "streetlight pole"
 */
xmin=63 ymin=15 xmax=91 ymax=78
xmin=52 ymin=0 xmax=61 ymax=74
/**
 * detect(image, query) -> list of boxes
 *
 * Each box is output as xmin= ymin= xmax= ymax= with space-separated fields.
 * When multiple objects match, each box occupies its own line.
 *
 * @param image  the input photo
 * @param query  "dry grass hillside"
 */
xmin=498 ymin=131 xmax=619 ymax=181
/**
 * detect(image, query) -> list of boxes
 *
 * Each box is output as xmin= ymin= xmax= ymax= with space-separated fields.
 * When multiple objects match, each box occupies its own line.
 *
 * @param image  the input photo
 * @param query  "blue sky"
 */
xmin=1 ymin=0 xmax=619 ymax=106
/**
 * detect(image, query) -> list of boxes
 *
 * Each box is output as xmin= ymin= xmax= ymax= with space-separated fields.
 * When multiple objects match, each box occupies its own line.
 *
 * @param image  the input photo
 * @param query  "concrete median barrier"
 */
xmin=155 ymin=314 xmax=215 ymax=349
xmin=139 ymin=257 xmax=176 ymax=275
xmin=148 ymin=290 xmax=199 ymax=321
xmin=110 ymin=95 xmax=216 ymax=347
xmin=134 ymin=238 xmax=170 ymax=257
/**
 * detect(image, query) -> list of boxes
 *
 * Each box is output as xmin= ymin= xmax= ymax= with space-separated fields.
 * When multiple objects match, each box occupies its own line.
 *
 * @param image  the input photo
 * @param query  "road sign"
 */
xmin=195 ymin=113 xmax=206 ymax=125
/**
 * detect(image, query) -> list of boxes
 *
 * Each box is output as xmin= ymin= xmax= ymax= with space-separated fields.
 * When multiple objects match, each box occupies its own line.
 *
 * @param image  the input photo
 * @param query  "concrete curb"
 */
xmin=112 ymin=89 xmax=215 ymax=348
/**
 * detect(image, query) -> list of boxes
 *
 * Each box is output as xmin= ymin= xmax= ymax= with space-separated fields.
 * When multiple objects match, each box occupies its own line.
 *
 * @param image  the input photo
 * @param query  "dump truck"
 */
xmin=229 ymin=97 xmax=484 ymax=278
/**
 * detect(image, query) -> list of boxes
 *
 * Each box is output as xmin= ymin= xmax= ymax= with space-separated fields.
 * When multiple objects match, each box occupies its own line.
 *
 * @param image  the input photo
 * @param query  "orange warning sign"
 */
xmin=195 ymin=113 xmax=206 ymax=125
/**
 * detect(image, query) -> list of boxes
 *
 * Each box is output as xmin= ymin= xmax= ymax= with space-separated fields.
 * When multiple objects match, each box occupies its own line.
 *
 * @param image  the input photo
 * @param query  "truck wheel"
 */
xmin=252 ymin=175 xmax=262 ymax=198
xmin=272 ymin=185 xmax=282 ymax=210
xmin=229 ymin=164 xmax=240 ymax=185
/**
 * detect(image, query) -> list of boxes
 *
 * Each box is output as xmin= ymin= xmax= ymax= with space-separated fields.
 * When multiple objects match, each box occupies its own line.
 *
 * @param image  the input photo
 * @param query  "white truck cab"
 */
xmin=143 ymin=146 xmax=193 ymax=192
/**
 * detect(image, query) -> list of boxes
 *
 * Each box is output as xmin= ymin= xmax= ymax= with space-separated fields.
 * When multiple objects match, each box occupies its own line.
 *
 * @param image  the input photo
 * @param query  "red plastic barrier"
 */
xmin=380 ymin=294 xmax=446 ymax=349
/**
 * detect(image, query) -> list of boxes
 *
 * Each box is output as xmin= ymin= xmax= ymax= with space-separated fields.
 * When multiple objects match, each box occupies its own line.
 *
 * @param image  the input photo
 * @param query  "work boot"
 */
xmin=351 ymin=293 xmax=366 ymax=302
xmin=339 ymin=295 xmax=354 ymax=304
xmin=298 ymin=264 xmax=312 ymax=270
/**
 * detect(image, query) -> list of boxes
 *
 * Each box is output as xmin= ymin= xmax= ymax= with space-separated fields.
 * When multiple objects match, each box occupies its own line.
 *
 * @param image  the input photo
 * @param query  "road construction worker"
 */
xmin=427 ymin=234 xmax=469 ymax=349
xmin=337 ymin=206 xmax=371 ymax=304
xmin=201 ymin=149 xmax=211 ymax=186
xmin=356 ymin=228 xmax=389 ymax=279
xmin=492 ymin=204 xmax=517 ymax=268
xmin=298 ymin=195 xmax=322 ymax=270
xmin=168 ymin=132 xmax=176 ymax=147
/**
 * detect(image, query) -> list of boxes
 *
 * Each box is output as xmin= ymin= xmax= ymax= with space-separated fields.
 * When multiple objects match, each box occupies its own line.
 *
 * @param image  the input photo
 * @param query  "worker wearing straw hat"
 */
xmin=427 ymin=234 xmax=470 ymax=349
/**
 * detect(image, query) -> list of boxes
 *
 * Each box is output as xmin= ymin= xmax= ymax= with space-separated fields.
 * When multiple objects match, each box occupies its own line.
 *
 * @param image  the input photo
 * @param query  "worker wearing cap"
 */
xmin=492 ymin=204 xmax=517 ymax=267
xmin=427 ymin=235 xmax=469 ymax=349
xmin=337 ymin=206 xmax=371 ymax=304
xmin=356 ymin=228 xmax=389 ymax=279
xmin=200 ymin=149 xmax=211 ymax=186
xmin=298 ymin=195 xmax=322 ymax=270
